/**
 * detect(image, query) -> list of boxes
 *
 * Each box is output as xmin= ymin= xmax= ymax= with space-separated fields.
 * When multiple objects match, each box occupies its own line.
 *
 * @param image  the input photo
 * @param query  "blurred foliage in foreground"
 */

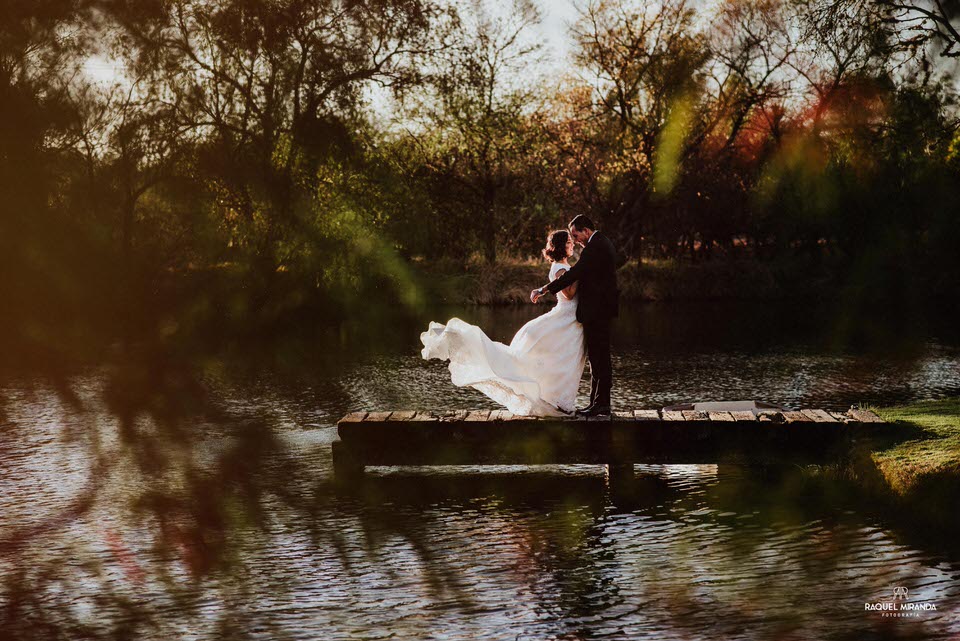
xmin=1 ymin=0 xmax=959 ymax=347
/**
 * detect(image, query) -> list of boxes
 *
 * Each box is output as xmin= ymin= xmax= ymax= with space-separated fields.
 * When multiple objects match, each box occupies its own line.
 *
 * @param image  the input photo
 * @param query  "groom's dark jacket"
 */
xmin=546 ymin=231 xmax=620 ymax=324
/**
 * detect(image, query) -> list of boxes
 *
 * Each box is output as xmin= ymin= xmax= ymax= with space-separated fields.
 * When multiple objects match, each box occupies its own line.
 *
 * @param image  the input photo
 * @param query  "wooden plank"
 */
xmin=847 ymin=408 xmax=884 ymax=423
xmin=707 ymin=411 xmax=735 ymax=422
xmin=347 ymin=408 xmax=859 ymax=425
xmin=801 ymin=409 xmax=837 ymax=423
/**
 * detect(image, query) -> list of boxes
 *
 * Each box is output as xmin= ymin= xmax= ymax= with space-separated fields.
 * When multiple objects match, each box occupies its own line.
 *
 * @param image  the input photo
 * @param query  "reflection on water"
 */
xmin=1 ymin=302 xmax=959 ymax=639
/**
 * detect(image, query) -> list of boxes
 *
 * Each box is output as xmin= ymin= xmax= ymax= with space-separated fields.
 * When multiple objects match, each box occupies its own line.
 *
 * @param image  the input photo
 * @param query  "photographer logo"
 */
xmin=865 ymin=586 xmax=937 ymax=618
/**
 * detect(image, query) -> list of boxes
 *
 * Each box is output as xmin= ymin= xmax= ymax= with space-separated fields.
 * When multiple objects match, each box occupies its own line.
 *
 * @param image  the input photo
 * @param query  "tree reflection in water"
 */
xmin=1 ymin=346 xmax=958 ymax=641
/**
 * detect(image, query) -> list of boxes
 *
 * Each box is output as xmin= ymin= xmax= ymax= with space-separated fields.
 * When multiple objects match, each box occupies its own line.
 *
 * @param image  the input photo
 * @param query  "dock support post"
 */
xmin=332 ymin=439 xmax=364 ymax=480
xmin=607 ymin=463 xmax=636 ymax=498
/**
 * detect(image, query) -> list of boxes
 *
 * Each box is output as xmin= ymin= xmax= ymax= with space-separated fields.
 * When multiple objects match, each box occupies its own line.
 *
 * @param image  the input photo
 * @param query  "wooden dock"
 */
xmin=331 ymin=408 xmax=887 ymax=480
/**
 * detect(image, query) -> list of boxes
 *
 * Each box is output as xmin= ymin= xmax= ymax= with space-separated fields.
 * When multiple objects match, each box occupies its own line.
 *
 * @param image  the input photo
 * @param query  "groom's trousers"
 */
xmin=583 ymin=319 xmax=612 ymax=407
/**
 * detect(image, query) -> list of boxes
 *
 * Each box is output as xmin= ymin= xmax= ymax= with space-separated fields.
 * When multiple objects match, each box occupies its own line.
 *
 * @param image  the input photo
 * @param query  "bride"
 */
xmin=420 ymin=230 xmax=586 ymax=416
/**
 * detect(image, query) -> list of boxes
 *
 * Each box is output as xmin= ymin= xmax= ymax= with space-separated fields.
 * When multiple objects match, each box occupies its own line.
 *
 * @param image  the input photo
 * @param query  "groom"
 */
xmin=531 ymin=215 xmax=620 ymax=416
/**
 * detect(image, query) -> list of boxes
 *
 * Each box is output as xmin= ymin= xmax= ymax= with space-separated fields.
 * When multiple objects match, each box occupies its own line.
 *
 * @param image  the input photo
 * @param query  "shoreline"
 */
xmin=842 ymin=399 xmax=960 ymax=532
xmin=418 ymin=256 xmax=957 ymax=306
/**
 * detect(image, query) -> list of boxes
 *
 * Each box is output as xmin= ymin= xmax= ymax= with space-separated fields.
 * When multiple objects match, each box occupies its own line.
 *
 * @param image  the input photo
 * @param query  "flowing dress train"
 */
xmin=420 ymin=262 xmax=587 ymax=416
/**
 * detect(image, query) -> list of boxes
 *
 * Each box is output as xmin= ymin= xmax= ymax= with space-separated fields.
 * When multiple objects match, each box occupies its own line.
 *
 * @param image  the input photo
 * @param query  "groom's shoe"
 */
xmin=579 ymin=404 xmax=611 ymax=417
xmin=575 ymin=404 xmax=595 ymax=417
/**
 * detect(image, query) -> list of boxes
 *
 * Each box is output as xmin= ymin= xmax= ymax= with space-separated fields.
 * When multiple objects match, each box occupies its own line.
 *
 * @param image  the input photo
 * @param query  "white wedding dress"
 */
xmin=420 ymin=262 xmax=587 ymax=416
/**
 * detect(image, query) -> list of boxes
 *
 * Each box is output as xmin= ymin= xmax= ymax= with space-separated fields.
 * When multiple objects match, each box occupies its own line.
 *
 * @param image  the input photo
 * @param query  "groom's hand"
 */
xmin=530 ymin=288 xmax=543 ymax=303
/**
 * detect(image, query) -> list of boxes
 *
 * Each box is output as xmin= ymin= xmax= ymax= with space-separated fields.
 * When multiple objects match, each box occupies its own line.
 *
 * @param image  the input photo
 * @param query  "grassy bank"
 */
xmin=870 ymin=399 xmax=960 ymax=493
xmin=420 ymin=255 xmax=845 ymax=305
xmin=850 ymin=399 xmax=960 ymax=531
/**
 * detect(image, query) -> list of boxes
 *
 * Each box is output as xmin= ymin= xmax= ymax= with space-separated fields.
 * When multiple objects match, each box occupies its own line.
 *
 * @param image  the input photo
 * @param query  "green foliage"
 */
xmin=2 ymin=0 xmax=960 ymax=344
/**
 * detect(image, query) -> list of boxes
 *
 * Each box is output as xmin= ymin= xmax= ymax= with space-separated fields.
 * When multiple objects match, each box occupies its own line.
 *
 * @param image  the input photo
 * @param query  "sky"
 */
xmin=536 ymin=0 xmax=582 ymax=72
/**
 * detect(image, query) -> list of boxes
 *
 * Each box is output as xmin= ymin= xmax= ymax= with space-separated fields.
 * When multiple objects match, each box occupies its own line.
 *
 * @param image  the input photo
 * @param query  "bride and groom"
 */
xmin=420 ymin=215 xmax=620 ymax=417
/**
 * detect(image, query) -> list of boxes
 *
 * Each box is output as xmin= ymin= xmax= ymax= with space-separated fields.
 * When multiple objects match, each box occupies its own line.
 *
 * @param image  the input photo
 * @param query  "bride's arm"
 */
xmin=553 ymin=269 xmax=578 ymax=299
xmin=533 ymin=253 xmax=586 ymax=302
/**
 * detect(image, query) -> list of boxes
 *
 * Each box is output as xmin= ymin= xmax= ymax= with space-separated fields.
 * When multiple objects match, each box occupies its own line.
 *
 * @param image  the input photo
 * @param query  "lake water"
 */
xmin=2 ymin=301 xmax=959 ymax=640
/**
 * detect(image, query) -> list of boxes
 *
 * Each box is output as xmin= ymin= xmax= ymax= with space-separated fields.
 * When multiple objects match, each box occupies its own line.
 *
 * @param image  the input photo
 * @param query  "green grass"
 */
xmin=868 ymin=398 xmax=960 ymax=495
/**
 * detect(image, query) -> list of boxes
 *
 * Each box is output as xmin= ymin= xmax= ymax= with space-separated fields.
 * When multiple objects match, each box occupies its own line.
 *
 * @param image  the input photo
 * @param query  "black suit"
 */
xmin=546 ymin=231 xmax=619 ymax=408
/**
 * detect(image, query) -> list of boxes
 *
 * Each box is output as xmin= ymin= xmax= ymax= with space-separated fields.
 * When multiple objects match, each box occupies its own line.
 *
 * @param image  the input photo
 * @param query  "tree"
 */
xmin=402 ymin=0 xmax=546 ymax=264
xmin=570 ymin=0 xmax=712 ymax=257
xmin=876 ymin=0 xmax=960 ymax=58
xmin=106 ymin=0 xmax=439 ymax=269
xmin=707 ymin=0 xmax=795 ymax=153
xmin=0 ymin=0 xmax=103 ymax=325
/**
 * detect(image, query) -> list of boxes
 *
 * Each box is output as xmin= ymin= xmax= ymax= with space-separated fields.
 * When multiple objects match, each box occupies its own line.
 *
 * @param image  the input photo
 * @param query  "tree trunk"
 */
xmin=118 ymin=179 xmax=137 ymax=346
xmin=483 ymin=185 xmax=496 ymax=264
xmin=121 ymin=193 xmax=134 ymax=266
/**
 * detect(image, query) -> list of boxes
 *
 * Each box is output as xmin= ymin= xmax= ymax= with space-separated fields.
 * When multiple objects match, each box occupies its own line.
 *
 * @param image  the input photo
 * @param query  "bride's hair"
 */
xmin=542 ymin=229 xmax=570 ymax=262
